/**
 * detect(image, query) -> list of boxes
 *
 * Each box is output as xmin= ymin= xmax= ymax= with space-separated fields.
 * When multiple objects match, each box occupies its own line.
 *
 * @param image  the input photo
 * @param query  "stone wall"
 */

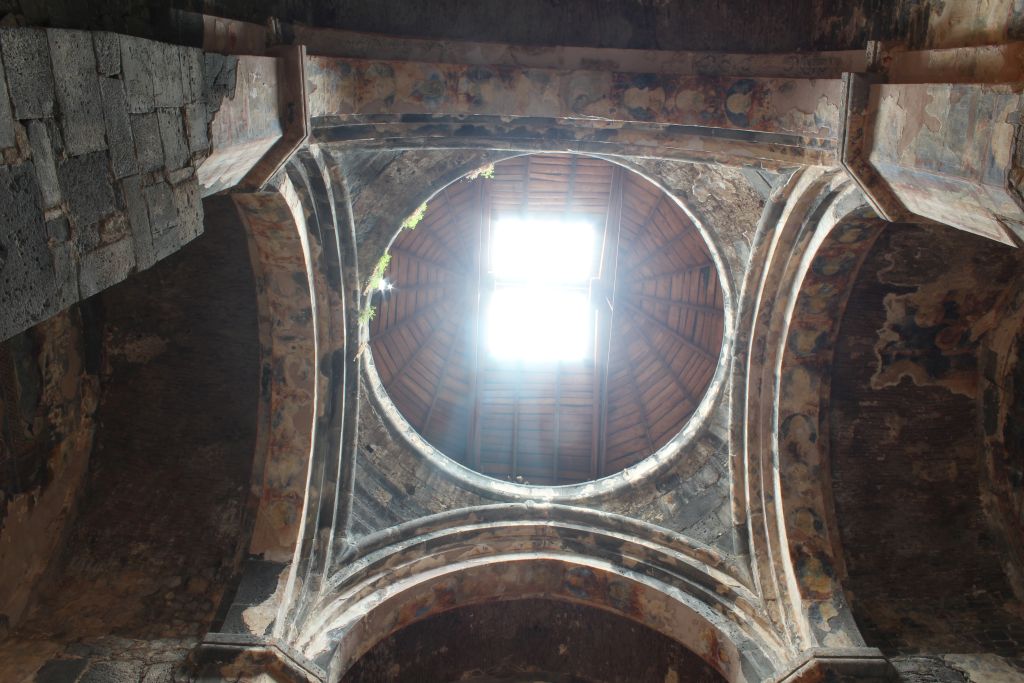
xmin=0 ymin=28 xmax=207 ymax=342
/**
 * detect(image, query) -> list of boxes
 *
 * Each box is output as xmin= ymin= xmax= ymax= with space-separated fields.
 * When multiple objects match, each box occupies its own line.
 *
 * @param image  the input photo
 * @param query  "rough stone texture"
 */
xmin=0 ymin=29 xmax=207 ymax=341
xmin=157 ymin=107 xmax=188 ymax=171
xmin=26 ymin=119 xmax=60 ymax=209
xmin=130 ymin=111 xmax=163 ymax=173
xmin=0 ymin=198 xmax=258 ymax=682
xmin=92 ymin=32 xmax=120 ymax=77
xmin=48 ymin=29 xmax=105 ymax=156
xmin=120 ymin=174 xmax=154 ymax=271
xmin=0 ymin=28 xmax=53 ymax=119
xmin=344 ymin=598 xmax=726 ymax=682
xmin=0 ymin=53 xmax=15 ymax=150
xmin=57 ymin=151 xmax=115 ymax=233
xmin=99 ymin=77 xmax=138 ymax=179
xmin=119 ymin=35 xmax=155 ymax=114
xmin=77 ymin=237 xmax=135 ymax=300
xmin=152 ymin=43 xmax=184 ymax=108
xmin=0 ymin=163 xmax=58 ymax=340
xmin=893 ymin=655 xmax=1024 ymax=682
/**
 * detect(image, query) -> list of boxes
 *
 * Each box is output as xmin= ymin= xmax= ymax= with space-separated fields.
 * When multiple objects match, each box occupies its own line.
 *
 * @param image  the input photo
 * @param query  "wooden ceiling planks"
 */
xmin=370 ymin=154 xmax=724 ymax=485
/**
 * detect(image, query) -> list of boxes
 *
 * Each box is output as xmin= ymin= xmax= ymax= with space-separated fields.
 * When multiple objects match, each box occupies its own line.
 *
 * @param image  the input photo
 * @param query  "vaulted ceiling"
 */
xmin=369 ymin=154 xmax=724 ymax=484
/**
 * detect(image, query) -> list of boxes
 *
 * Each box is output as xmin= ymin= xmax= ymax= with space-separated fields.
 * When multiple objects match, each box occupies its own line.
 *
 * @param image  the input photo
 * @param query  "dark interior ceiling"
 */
xmin=369 ymin=154 xmax=723 ymax=485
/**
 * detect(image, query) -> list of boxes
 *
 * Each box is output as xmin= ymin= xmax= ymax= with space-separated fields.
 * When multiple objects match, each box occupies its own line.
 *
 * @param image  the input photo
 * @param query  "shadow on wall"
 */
xmin=830 ymin=223 xmax=1024 ymax=655
xmin=344 ymin=598 xmax=725 ymax=683
xmin=0 ymin=196 xmax=261 ymax=680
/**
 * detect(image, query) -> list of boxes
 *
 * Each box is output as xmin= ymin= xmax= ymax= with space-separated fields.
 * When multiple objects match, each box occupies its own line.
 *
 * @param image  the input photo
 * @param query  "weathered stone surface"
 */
xmin=78 ymin=236 xmax=136 ymax=300
xmin=34 ymin=658 xmax=88 ymax=683
xmin=157 ymin=108 xmax=187 ymax=171
xmin=26 ymin=120 xmax=60 ymax=209
xmin=45 ymin=215 xmax=69 ymax=241
xmin=121 ymin=174 xmax=155 ymax=270
xmin=119 ymin=35 xmax=154 ymax=114
xmin=0 ymin=28 xmax=54 ymax=119
xmin=144 ymin=180 xmax=176 ymax=234
xmin=184 ymin=102 xmax=208 ymax=153
xmin=99 ymin=77 xmax=138 ymax=178
xmin=0 ymin=163 xmax=54 ymax=340
xmin=58 ymin=151 xmax=115 ymax=231
xmin=153 ymin=44 xmax=184 ymax=108
xmin=180 ymin=48 xmax=203 ymax=104
xmin=172 ymin=176 xmax=202 ymax=242
xmin=0 ymin=54 xmax=15 ymax=149
xmin=48 ymin=29 xmax=105 ymax=155
xmin=93 ymin=31 xmax=120 ymax=76
xmin=130 ymin=112 xmax=162 ymax=172
xmin=78 ymin=660 xmax=144 ymax=683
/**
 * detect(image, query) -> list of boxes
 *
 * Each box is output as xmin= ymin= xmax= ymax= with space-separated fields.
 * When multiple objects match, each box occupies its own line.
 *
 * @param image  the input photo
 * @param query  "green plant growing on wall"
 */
xmin=465 ymin=162 xmax=495 ymax=180
xmin=360 ymin=252 xmax=393 ymax=326
xmin=402 ymin=202 xmax=428 ymax=230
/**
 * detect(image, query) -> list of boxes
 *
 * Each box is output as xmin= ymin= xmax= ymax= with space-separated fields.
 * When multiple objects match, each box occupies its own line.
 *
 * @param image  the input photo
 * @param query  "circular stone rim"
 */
xmin=362 ymin=157 xmax=735 ymax=502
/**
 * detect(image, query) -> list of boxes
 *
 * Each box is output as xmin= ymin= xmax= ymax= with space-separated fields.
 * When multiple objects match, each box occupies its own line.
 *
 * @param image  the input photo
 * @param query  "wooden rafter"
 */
xmin=467 ymin=180 xmax=490 ymax=469
xmin=389 ymin=245 xmax=472 ymax=279
xmin=627 ymin=292 xmax=724 ymax=317
xmin=628 ymin=260 xmax=714 ymax=285
xmin=379 ymin=302 xmax=460 ymax=381
xmin=591 ymin=165 xmax=625 ymax=479
xmin=625 ymin=308 xmax=700 ymax=407
xmin=624 ymin=302 xmax=717 ymax=363
xmin=421 ymin=316 xmax=467 ymax=434
xmin=373 ymin=296 xmax=460 ymax=345
xmin=626 ymin=348 xmax=657 ymax=453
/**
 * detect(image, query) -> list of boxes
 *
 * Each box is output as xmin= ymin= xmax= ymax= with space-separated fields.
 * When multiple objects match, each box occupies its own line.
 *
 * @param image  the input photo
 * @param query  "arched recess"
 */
xmin=231 ymin=149 xmax=359 ymax=637
xmin=735 ymin=168 xmax=891 ymax=657
xmin=291 ymin=504 xmax=785 ymax=682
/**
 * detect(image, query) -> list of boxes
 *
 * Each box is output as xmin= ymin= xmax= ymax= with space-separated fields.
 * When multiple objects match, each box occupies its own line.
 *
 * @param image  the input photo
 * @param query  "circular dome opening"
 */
xmin=368 ymin=154 xmax=724 ymax=485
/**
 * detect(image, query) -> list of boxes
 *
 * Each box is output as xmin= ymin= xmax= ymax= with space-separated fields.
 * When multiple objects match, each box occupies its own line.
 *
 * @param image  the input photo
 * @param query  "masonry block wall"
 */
xmin=0 ymin=28 xmax=209 ymax=341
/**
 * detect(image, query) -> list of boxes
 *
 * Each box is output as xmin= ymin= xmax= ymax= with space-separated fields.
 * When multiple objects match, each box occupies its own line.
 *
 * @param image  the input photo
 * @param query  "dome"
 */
xmin=369 ymin=154 xmax=724 ymax=484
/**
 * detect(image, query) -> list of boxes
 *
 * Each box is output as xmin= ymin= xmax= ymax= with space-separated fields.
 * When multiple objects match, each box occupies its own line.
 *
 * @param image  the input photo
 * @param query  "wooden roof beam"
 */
xmin=389 ymin=245 xmax=472 ymax=279
xmin=591 ymin=165 xmax=625 ymax=480
xmin=421 ymin=316 xmax=467 ymax=433
xmin=628 ymin=260 xmax=714 ymax=285
xmin=626 ymin=307 xmax=700 ymax=407
xmin=628 ymin=292 xmax=724 ymax=317
xmin=467 ymin=181 xmax=490 ymax=469
xmin=624 ymin=301 xmax=717 ymax=363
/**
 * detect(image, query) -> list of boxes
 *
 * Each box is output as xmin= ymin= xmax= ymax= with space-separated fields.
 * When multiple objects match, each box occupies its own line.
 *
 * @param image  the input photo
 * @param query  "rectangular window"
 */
xmin=485 ymin=216 xmax=597 ymax=362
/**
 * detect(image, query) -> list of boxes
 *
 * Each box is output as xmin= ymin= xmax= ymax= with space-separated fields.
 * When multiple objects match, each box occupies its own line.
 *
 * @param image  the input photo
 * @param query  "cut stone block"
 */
xmin=0 ymin=163 xmax=58 ymax=340
xmin=144 ymin=180 xmax=176 ymax=234
xmin=153 ymin=43 xmax=184 ymax=108
xmin=157 ymin=107 xmax=188 ymax=170
xmin=100 ymin=77 xmax=138 ymax=178
xmin=93 ymin=32 xmax=120 ymax=76
xmin=130 ymin=112 xmax=163 ymax=172
xmin=48 ymin=28 xmax=105 ymax=155
xmin=26 ymin=120 xmax=61 ymax=209
xmin=0 ymin=52 xmax=15 ymax=149
xmin=0 ymin=28 xmax=55 ymax=119
xmin=58 ymin=151 xmax=116 ymax=233
xmin=120 ymin=175 xmax=155 ymax=271
xmin=120 ymin=35 xmax=155 ymax=114
xmin=78 ymin=235 xmax=135 ymax=300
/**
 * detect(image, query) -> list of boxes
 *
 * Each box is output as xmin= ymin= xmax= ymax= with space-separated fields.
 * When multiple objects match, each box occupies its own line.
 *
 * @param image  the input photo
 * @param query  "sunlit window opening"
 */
xmin=486 ymin=216 xmax=597 ymax=362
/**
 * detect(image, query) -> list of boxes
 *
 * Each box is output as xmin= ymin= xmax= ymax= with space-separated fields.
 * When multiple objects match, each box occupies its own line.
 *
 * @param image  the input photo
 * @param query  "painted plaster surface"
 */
xmin=867 ymin=82 xmax=1024 ymax=244
xmin=0 ymin=309 xmax=97 ymax=631
xmin=200 ymin=55 xmax=283 ymax=196
xmin=235 ymin=192 xmax=318 ymax=562
xmin=305 ymin=57 xmax=843 ymax=142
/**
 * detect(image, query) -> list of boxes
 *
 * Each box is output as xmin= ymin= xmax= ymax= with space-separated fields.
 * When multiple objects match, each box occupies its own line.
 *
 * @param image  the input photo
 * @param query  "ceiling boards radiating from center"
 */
xmin=369 ymin=154 xmax=724 ymax=485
